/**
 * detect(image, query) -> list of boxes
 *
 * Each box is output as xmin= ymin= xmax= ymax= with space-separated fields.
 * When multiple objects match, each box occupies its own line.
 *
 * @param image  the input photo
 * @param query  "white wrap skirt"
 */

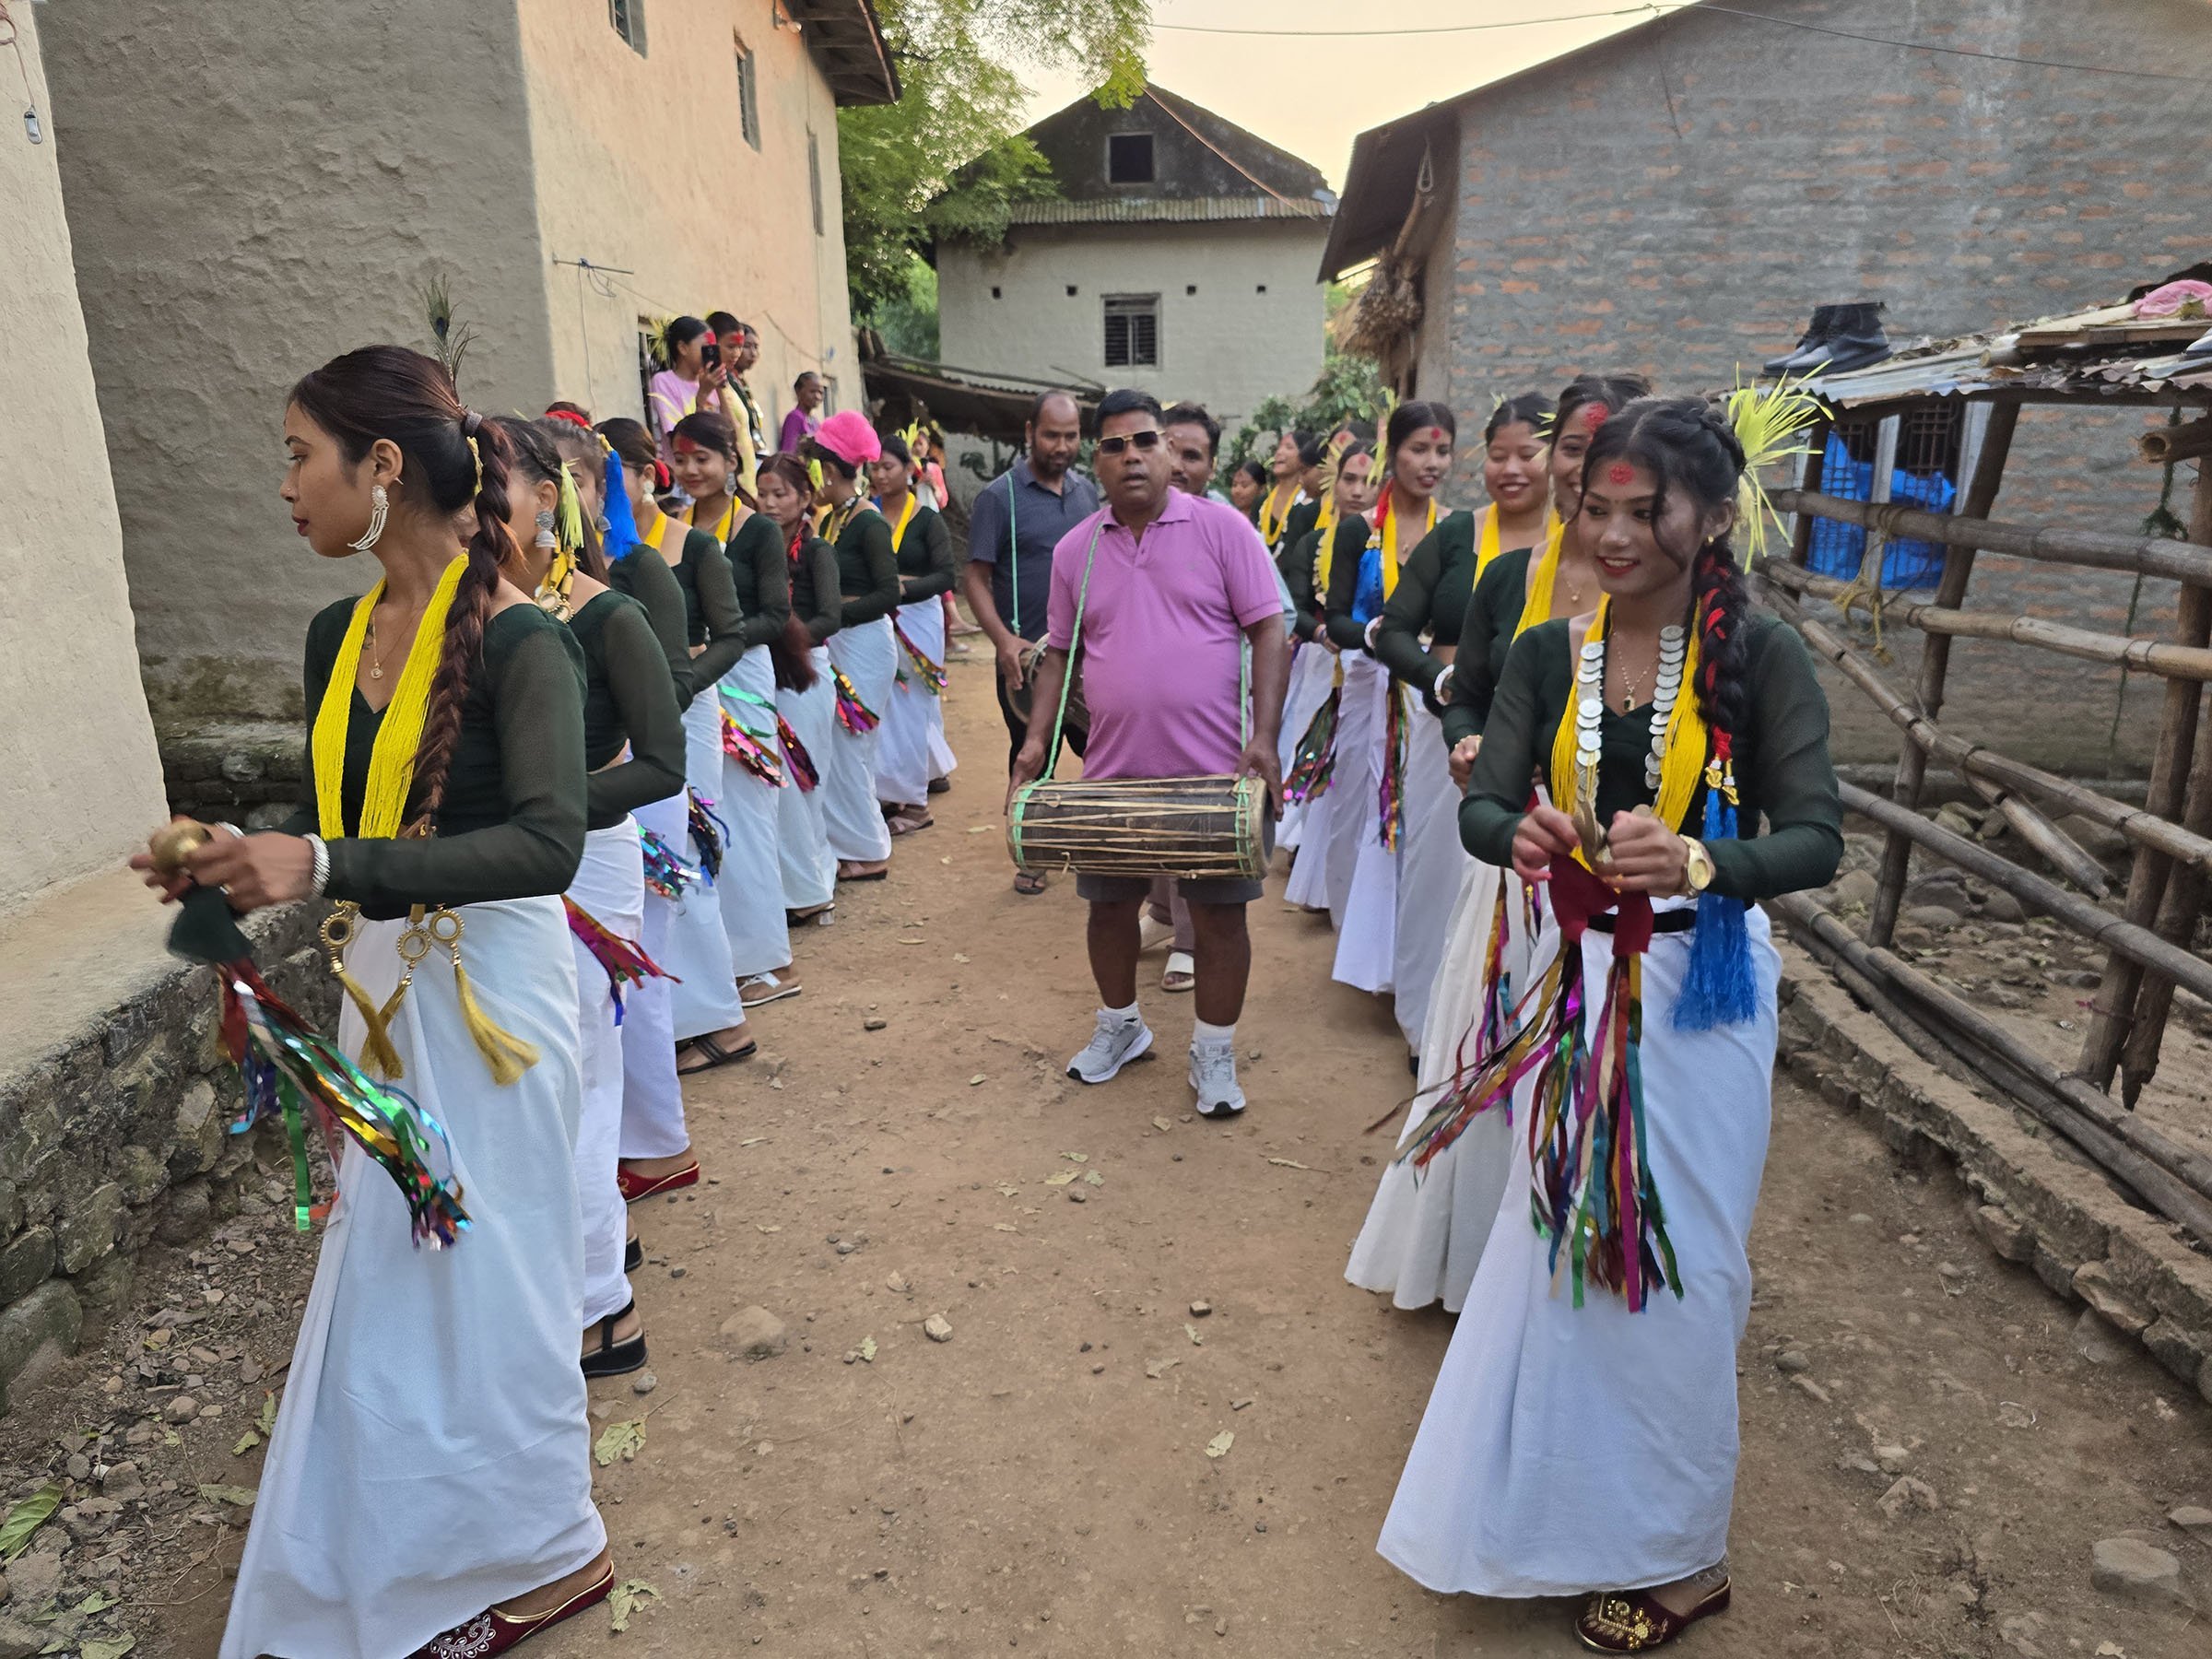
xmin=1378 ymin=905 xmax=1781 ymax=1596
xmin=715 ymin=649 xmax=791 ymax=979
xmin=1332 ymin=657 xmax=1399 ymax=995
xmin=620 ymin=791 xmax=688 ymax=1160
xmin=877 ymin=601 xmax=947 ymax=809
xmin=221 ymin=896 xmax=604 ymax=1658
xmin=568 ymin=818 xmax=644 ymax=1328
xmin=1389 ymin=700 xmax=1472 ymax=1046
xmin=776 ymin=647 xmax=839 ymax=911
xmin=665 ymin=688 xmax=746 ymax=1040
xmin=1276 ymin=640 xmax=1338 ymax=855
xmin=824 ymin=616 xmax=897 ymax=864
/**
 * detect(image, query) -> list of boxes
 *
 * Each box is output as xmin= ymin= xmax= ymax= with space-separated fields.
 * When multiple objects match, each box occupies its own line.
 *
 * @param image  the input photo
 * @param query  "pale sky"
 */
xmin=1020 ymin=0 xmax=1658 ymax=190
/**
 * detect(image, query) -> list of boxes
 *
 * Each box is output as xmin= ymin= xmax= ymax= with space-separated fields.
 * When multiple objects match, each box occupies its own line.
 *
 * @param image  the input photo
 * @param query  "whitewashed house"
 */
xmin=935 ymin=86 xmax=1335 ymax=428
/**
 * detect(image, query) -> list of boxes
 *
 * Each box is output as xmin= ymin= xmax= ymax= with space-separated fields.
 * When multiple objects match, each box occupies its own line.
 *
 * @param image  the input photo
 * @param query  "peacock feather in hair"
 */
xmin=1723 ymin=372 xmax=1823 ymax=564
xmin=418 ymin=273 xmax=477 ymax=390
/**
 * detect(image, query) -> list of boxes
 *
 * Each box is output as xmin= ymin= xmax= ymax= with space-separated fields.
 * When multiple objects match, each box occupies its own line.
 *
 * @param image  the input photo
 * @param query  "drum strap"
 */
xmin=1046 ymin=512 xmax=1253 ymax=775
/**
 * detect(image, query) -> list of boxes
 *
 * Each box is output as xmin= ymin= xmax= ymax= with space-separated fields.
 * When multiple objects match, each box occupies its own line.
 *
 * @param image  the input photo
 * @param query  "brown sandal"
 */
xmin=1576 ymin=1580 xmax=1731 ymax=1653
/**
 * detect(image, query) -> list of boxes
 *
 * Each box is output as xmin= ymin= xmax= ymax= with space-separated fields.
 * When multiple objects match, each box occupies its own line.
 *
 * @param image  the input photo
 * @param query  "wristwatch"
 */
xmin=1678 ymin=836 xmax=1715 ymax=896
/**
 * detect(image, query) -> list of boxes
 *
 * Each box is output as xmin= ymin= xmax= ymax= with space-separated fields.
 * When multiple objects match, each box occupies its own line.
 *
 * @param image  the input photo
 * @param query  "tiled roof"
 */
xmin=1005 ymin=194 xmax=1335 ymax=227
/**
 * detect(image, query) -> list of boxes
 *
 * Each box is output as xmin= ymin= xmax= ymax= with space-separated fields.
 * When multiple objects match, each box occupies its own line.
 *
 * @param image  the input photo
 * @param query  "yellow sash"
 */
xmin=1312 ymin=496 xmax=1341 ymax=594
xmin=1514 ymin=521 xmax=1572 ymax=636
xmin=1367 ymin=495 xmax=1439 ymax=603
xmin=312 ymin=557 xmax=468 ymax=841
xmin=1260 ymin=485 xmax=1300 ymax=548
xmin=688 ymin=496 xmax=735 ymax=543
xmin=886 ymin=492 xmax=918 ymax=553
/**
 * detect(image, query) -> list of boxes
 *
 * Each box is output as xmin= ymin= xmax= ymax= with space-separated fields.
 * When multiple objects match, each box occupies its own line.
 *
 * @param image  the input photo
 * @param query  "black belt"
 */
xmin=1588 ymin=908 xmax=1697 ymax=935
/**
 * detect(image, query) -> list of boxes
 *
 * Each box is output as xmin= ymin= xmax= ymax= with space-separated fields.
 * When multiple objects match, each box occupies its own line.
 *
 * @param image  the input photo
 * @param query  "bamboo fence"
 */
xmin=1757 ymin=401 xmax=2212 ymax=1241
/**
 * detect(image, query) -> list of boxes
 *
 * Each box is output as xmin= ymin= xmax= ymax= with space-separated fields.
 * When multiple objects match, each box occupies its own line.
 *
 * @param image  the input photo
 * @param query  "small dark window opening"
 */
xmin=609 ymin=0 xmax=646 ymax=53
xmin=1106 ymin=132 xmax=1156 ymax=185
xmin=1103 ymin=295 xmax=1160 ymax=369
xmin=806 ymin=130 xmax=824 ymax=236
xmin=991 ymin=286 xmax=1003 ymax=300
xmin=1185 ymin=284 xmax=1197 ymax=296
xmin=1066 ymin=285 xmax=1077 ymax=298
xmin=1255 ymin=284 xmax=1267 ymax=294
xmin=735 ymin=41 xmax=760 ymax=149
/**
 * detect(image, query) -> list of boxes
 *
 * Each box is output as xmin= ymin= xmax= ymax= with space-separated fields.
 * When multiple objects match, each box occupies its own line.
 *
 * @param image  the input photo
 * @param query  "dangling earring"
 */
xmin=347 ymin=484 xmax=389 ymax=553
xmin=534 ymin=508 xmax=557 ymax=551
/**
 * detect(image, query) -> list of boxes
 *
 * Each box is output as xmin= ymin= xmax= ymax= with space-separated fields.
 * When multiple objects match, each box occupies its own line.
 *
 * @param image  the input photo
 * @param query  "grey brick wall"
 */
xmin=1414 ymin=0 xmax=2212 ymax=773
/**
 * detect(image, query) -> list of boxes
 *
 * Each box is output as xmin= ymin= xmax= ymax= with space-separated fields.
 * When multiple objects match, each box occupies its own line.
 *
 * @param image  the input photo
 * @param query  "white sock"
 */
xmin=1102 ymin=1001 xmax=1140 ymax=1026
xmin=1193 ymin=1018 xmax=1235 ymax=1049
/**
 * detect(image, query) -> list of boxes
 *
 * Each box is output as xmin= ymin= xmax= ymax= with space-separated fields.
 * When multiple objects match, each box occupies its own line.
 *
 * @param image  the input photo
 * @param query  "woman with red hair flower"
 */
xmin=806 ymin=412 xmax=901 ymax=881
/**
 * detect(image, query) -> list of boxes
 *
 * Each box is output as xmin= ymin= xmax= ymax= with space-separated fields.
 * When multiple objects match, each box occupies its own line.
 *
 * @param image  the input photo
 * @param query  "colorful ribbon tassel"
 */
xmin=830 ymin=665 xmax=880 ymax=734
xmin=640 ymin=829 xmax=697 ymax=900
xmin=778 ymin=714 xmax=820 ymax=792
xmin=1284 ymin=684 xmax=1340 ymax=805
xmin=721 ymin=706 xmax=788 ymax=788
xmin=687 ymin=788 xmax=728 ymax=886
xmin=563 ymin=896 xmax=676 ymax=1023
xmin=892 ymin=621 xmax=948 ymax=693
xmin=1396 ymin=860 xmax=1680 ymax=1313
xmin=219 ymin=962 xmax=470 ymax=1248
xmin=1377 ymin=683 xmax=1408 ymax=850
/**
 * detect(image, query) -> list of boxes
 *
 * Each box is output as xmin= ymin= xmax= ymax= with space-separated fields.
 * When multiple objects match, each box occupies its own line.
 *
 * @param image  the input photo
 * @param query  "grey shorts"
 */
xmin=1075 ymin=816 xmax=1274 ymax=908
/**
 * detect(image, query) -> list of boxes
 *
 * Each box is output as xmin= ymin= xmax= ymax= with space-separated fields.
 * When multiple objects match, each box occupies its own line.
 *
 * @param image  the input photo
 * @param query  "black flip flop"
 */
xmin=1013 ymin=871 xmax=1046 ymax=897
xmin=838 ymin=865 xmax=890 ymax=883
xmin=677 ymin=1033 xmax=757 ymax=1076
xmin=624 ymin=1236 xmax=643 ymax=1274
xmin=582 ymin=1300 xmax=648 ymax=1379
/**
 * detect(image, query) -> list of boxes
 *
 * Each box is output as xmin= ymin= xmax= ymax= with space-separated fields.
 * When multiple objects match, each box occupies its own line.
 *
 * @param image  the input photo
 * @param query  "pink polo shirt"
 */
xmin=1045 ymin=490 xmax=1282 ymax=780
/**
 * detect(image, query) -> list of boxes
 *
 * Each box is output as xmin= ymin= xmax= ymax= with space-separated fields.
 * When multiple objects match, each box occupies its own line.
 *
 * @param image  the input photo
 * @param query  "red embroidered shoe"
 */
xmin=410 ymin=1563 xmax=614 ymax=1658
xmin=617 ymin=1159 xmax=700 ymax=1202
xmin=1576 ymin=1579 xmax=1731 ymax=1653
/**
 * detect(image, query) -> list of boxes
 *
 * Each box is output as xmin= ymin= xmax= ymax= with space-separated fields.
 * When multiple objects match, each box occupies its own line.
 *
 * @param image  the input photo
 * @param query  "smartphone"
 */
xmin=702 ymin=342 xmax=722 ymax=370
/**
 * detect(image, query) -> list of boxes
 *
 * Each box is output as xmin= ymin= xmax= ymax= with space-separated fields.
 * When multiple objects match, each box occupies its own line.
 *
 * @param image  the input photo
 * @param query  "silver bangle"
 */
xmin=217 ymin=820 xmax=244 ymax=841
xmin=304 ymin=833 xmax=330 ymax=898
xmin=1363 ymin=617 xmax=1382 ymax=650
xmin=1434 ymin=665 xmax=1454 ymax=700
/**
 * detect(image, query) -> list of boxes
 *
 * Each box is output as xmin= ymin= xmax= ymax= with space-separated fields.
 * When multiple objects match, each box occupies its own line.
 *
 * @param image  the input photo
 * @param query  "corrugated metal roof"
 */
xmin=1004 ymin=194 xmax=1334 ymax=227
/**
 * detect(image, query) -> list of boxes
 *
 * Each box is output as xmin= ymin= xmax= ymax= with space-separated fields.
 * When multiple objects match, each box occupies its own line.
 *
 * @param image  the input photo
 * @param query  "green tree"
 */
xmin=1224 ymin=352 xmax=1391 ymax=473
xmin=840 ymin=0 xmax=1149 ymax=319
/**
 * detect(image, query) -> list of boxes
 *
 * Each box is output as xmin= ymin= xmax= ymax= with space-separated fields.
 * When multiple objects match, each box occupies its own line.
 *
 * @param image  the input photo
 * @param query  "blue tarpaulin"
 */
xmin=1806 ymin=431 xmax=1956 ymax=590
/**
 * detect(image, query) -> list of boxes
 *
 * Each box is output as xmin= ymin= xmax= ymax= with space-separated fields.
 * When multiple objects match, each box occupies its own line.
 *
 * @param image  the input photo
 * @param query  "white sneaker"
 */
xmin=1066 ymin=1010 xmax=1154 ymax=1084
xmin=1189 ymin=1040 xmax=1246 ymax=1119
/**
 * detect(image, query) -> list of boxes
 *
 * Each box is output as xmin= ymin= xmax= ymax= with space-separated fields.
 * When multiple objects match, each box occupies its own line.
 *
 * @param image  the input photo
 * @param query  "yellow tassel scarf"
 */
xmin=1311 ymin=495 xmax=1342 ymax=595
xmin=1365 ymin=492 xmax=1440 ymax=604
xmin=688 ymin=494 xmax=736 ymax=543
xmin=886 ymin=492 xmax=918 ymax=553
xmin=1547 ymin=596 xmax=1709 ymax=870
xmin=1259 ymin=485 xmax=1301 ymax=549
xmin=1514 ymin=520 xmax=1573 ymax=636
xmin=309 ymin=556 xmax=537 ymax=1085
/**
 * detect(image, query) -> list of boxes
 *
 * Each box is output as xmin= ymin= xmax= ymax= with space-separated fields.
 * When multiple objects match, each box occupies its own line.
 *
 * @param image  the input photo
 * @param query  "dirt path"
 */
xmin=11 ymin=653 xmax=2210 ymax=1657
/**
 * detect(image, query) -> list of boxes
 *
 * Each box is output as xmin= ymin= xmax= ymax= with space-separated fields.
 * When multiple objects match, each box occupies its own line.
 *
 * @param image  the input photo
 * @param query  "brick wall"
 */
xmin=1416 ymin=0 xmax=2212 ymax=773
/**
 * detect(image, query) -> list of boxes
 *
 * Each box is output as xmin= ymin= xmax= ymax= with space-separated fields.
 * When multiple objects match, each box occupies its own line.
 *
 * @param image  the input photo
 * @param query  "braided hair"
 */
xmin=756 ymin=451 xmax=821 ymax=691
xmin=1485 ymin=392 xmax=1555 ymax=445
xmin=1580 ymin=395 xmax=1750 ymax=743
xmin=536 ymin=418 xmax=614 ymax=578
xmin=494 ymin=415 xmax=609 ymax=582
xmin=288 ymin=346 xmax=516 ymax=834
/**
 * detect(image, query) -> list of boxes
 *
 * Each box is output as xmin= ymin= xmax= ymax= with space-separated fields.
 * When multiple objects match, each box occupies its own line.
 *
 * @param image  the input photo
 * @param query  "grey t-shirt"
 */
xmin=966 ymin=461 xmax=1101 ymax=641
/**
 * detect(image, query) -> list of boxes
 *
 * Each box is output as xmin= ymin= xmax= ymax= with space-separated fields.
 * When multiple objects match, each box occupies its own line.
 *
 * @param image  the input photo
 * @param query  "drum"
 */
xmin=1007 ymin=774 xmax=1269 ymax=879
xmin=1006 ymin=641 xmax=1089 ymax=735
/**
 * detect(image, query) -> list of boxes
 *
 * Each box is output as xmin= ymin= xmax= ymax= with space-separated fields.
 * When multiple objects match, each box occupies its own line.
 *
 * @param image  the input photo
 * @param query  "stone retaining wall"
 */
xmin=1778 ymin=950 xmax=2212 ymax=1409
xmin=156 ymin=721 xmax=301 ymax=828
xmin=0 ymin=905 xmax=329 ymax=1412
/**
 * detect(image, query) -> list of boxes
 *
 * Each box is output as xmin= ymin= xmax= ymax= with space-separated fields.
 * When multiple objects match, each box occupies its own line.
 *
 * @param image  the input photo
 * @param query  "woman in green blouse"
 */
xmin=806 ymin=414 xmax=902 ymax=882
xmin=1277 ymin=441 xmax=1374 ymax=899
xmin=1380 ymin=397 xmax=1841 ymax=1652
xmin=144 ymin=347 xmax=613 ymax=1655
xmin=632 ymin=413 xmax=753 ymax=1074
xmin=759 ymin=453 xmax=844 ymax=920
xmin=491 ymin=417 xmax=684 ymax=1382
xmin=869 ymin=433 xmax=958 ymax=834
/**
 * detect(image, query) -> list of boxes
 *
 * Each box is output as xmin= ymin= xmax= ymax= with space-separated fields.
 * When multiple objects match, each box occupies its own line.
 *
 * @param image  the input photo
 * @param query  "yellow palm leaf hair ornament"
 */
xmin=1722 ymin=372 xmax=1822 ymax=565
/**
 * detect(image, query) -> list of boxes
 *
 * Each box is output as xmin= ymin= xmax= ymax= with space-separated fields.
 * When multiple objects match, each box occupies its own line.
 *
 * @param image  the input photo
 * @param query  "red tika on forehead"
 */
xmin=1607 ymin=463 xmax=1635 ymax=485
xmin=1582 ymin=404 xmax=1609 ymax=430
xmin=672 ymin=437 xmax=703 ymax=455
xmin=1424 ymin=426 xmax=1448 ymax=442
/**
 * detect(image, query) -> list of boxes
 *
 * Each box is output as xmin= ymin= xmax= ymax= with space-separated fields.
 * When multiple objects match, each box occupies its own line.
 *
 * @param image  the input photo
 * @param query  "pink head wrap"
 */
xmin=814 ymin=409 xmax=883 ymax=468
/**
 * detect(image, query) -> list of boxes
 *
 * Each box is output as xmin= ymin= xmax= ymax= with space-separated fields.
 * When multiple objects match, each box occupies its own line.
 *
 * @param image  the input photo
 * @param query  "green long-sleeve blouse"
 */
xmin=1461 ymin=614 xmax=1843 ymax=901
xmin=280 ymin=599 xmax=587 ymax=919
xmin=1281 ymin=497 xmax=1322 ymax=558
xmin=667 ymin=524 xmax=746 ymax=697
xmin=1279 ymin=526 xmax=1325 ymax=643
xmin=1374 ymin=510 xmax=1478 ymax=702
xmin=726 ymin=512 xmax=793 ymax=653
xmin=831 ymin=506 xmax=901 ymax=626
xmin=788 ymin=535 xmax=844 ymax=644
xmin=608 ymin=546 xmax=689 ymax=699
xmin=1321 ymin=514 xmax=1374 ymax=652
xmin=892 ymin=503 xmax=956 ymax=603
xmin=571 ymin=590 xmax=687 ymax=830
xmin=1441 ymin=545 xmax=1537 ymax=749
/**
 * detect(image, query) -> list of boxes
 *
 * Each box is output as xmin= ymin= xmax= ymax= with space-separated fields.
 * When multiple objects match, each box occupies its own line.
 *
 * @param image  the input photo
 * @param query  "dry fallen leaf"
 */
xmin=594 ymin=1419 xmax=646 ymax=1467
xmin=1205 ymin=1431 xmax=1234 ymax=1459
xmin=953 ymin=952 xmax=971 ymax=963
xmin=1045 ymin=1171 xmax=1077 ymax=1187
xmin=995 ymin=1182 xmax=1020 ymax=1197
xmin=258 ymin=1392 xmax=278 ymax=1436
xmin=1265 ymin=1158 xmax=1312 ymax=1171
xmin=609 ymin=1579 xmax=662 ymax=1633
xmin=757 ymin=1224 xmax=782 ymax=1234
xmin=740 ymin=1135 xmax=767 ymax=1147
xmin=1145 ymin=1358 xmax=1180 ymax=1380
xmin=1185 ymin=1324 xmax=1205 ymax=1347
xmin=1061 ymin=1151 xmax=1089 ymax=1163
xmin=1151 ymin=1116 xmax=1172 ymax=1133
xmin=966 ymin=825 xmax=991 ymax=833
xmin=899 ymin=936 xmax=926 ymax=945
xmin=1083 ymin=1171 xmax=1103 ymax=1187
xmin=994 ymin=1223 xmax=1019 ymax=1233
xmin=859 ymin=1336 xmax=877 ymax=1363
xmin=198 ymin=1484 xmax=258 ymax=1509
xmin=80 ymin=1638 xmax=135 ymax=1659
xmin=970 ymin=1074 xmax=987 ymax=1086
xmin=231 ymin=1430 xmax=260 ymax=1457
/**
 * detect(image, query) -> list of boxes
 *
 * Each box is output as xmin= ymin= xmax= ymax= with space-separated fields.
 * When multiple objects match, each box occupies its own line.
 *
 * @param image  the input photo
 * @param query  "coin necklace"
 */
xmin=1575 ymin=620 xmax=1688 ymax=812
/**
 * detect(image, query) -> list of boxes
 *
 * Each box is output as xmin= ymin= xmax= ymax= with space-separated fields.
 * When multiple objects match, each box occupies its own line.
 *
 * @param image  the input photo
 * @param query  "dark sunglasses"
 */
xmin=1094 ymin=429 xmax=1163 ymax=456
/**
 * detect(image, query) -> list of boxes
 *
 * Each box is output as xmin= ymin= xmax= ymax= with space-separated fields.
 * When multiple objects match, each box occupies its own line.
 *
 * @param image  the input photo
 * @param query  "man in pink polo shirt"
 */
xmin=1009 ymin=389 xmax=1288 ymax=1118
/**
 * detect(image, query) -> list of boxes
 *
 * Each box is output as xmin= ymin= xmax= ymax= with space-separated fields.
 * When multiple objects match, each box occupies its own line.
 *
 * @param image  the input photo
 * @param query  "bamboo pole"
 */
xmin=1867 ymin=398 xmax=2018 ymax=947
xmin=1771 ymin=894 xmax=2212 ymax=1241
xmin=2139 ymin=418 xmax=2212 ymax=466
xmin=1759 ymin=579 xmax=2212 ymax=873
xmin=2077 ymin=466 xmax=2212 ymax=1089
xmin=1765 ymin=562 xmax=2212 ymax=681
xmin=1839 ymin=782 xmax=2212 ymax=1003
xmin=1771 ymin=487 xmax=2212 ymax=588
xmin=2114 ymin=460 xmax=2212 ymax=1104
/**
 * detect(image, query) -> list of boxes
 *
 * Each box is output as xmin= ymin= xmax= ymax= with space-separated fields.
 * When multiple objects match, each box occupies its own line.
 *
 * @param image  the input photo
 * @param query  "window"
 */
xmin=807 ymin=130 xmax=824 ymax=236
xmin=1102 ymin=295 xmax=1159 ymax=369
xmin=1106 ymin=132 xmax=1155 ymax=185
xmin=735 ymin=40 xmax=760 ymax=149
xmin=608 ymin=0 xmax=646 ymax=54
